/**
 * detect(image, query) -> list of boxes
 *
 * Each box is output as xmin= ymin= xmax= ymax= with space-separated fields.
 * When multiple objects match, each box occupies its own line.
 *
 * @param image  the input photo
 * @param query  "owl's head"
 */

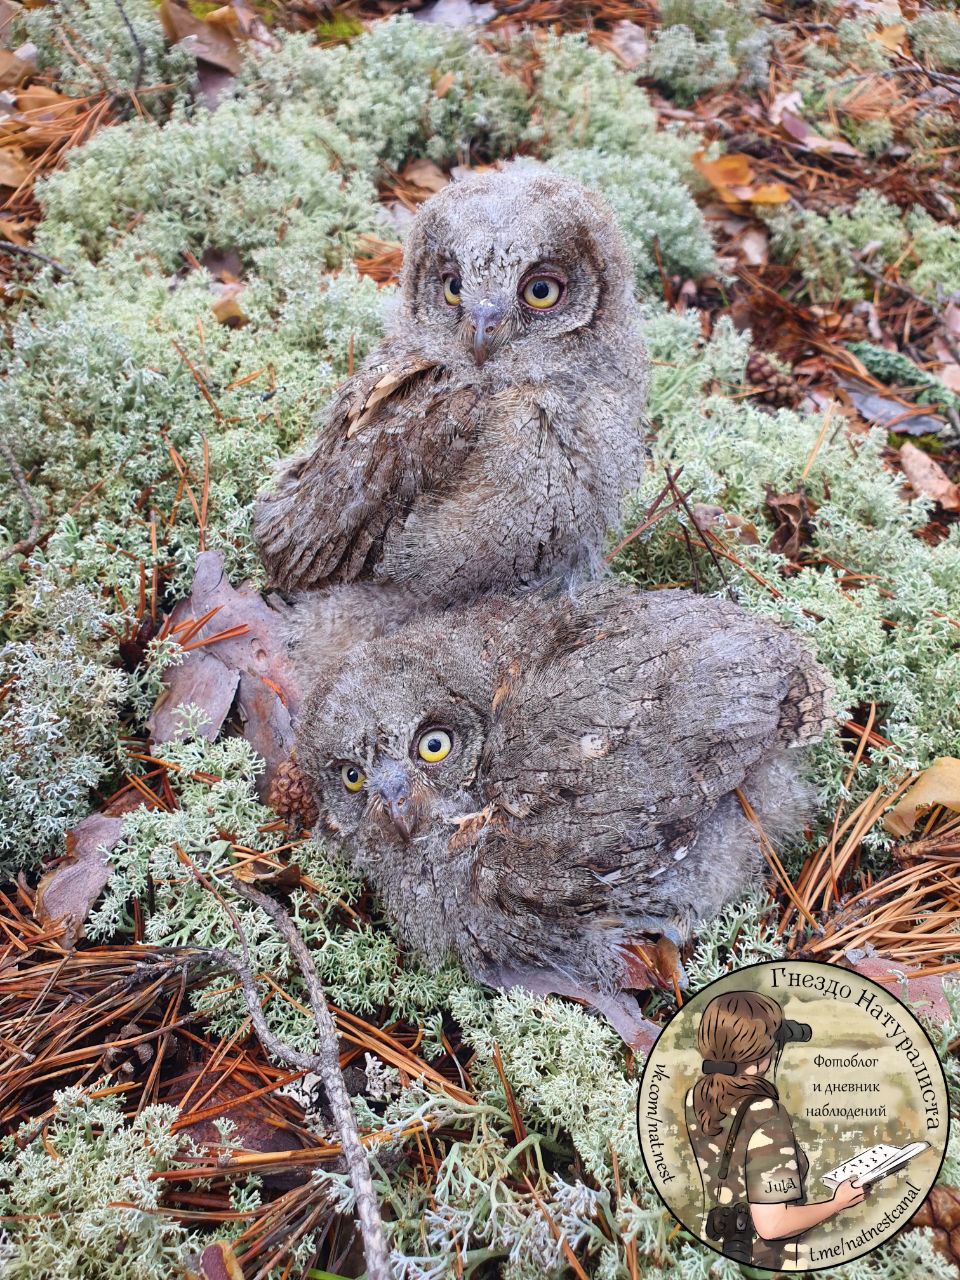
xmin=296 ymin=619 xmax=495 ymax=849
xmin=399 ymin=162 xmax=635 ymax=365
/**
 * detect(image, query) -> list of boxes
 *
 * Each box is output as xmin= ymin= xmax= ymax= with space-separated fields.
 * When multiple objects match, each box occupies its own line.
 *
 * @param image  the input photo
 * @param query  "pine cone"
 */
xmin=103 ymin=1022 xmax=155 ymax=1081
xmin=746 ymin=350 xmax=802 ymax=409
xmin=267 ymin=757 xmax=319 ymax=828
xmin=911 ymin=1185 xmax=960 ymax=1266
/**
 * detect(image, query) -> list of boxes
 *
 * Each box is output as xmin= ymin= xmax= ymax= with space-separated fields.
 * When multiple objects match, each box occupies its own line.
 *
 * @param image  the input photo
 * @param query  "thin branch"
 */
xmin=193 ymin=869 xmax=390 ymax=1280
xmin=111 ymin=0 xmax=146 ymax=90
xmin=664 ymin=467 xmax=735 ymax=600
xmin=0 ymin=434 xmax=44 ymax=564
xmin=0 ymin=241 xmax=73 ymax=279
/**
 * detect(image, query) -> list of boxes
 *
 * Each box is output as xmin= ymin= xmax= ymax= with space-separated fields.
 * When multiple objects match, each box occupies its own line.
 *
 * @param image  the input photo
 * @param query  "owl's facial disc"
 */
xmin=443 ymin=265 xmax=570 ymax=365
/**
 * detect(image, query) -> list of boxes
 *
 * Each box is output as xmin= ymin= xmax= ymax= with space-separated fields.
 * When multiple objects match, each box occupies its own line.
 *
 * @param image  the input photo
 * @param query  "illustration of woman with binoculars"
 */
xmin=684 ymin=991 xmax=866 ymax=1269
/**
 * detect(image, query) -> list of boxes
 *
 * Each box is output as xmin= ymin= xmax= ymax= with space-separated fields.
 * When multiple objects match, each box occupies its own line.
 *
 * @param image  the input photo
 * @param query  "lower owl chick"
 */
xmin=294 ymin=585 xmax=832 ymax=1045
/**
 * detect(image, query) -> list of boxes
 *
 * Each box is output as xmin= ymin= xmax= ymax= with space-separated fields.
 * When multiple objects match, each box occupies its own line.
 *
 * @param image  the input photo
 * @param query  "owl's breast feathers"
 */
xmin=253 ymin=340 xmax=642 ymax=597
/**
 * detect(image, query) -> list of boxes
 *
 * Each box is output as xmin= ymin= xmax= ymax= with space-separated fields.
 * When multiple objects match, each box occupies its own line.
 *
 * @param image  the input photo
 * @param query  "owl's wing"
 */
xmin=470 ymin=590 xmax=832 ymax=923
xmin=254 ymin=349 xmax=481 ymax=592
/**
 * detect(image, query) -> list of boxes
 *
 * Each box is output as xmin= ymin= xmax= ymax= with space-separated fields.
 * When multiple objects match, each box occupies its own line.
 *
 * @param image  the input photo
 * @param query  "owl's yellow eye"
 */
xmin=417 ymin=728 xmax=453 ymax=763
xmin=442 ymin=275 xmax=462 ymax=306
xmin=521 ymin=276 xmax=562 ymax=309
xmin=341 ymin=763 xmax=365 ymax=793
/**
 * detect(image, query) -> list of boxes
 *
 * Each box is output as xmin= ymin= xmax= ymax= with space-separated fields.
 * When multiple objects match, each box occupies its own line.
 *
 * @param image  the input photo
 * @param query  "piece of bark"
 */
xmin=35 ymin=813 xmax=123 ymax=947
xmin=149 ymin=647 xmax=240 ymax=744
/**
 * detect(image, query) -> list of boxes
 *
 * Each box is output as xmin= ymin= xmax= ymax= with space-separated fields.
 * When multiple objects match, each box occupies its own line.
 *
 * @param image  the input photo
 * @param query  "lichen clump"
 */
xmin=0 ymin=1088 xmax=192 ymax=1279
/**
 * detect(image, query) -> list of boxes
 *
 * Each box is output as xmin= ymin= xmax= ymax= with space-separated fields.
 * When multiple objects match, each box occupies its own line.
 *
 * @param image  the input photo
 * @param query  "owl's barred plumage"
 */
xmin=254 ymin=164 xmax=648 ymax=603
xmin=294 ymin=585 xmax=833 ymax=1044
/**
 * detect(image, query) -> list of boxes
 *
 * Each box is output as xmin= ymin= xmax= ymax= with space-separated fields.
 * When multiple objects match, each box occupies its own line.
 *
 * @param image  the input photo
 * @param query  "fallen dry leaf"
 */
xmin=150 ymin=551 xmax=300 ymax=798
xmin=0 ymin=147 xmax=29 ymax=188
xmin=0 ymin=0 xmax=19 ymax=42
xmin=840 ymin=377 xmax=948 ymax=437
xmin=210 ymin=281 xmax=248 ymax=326
xmin=740 ymin=182 xmax=790 ymax=205
xmin=414 ymin=0 xmax=494 ymax=27
xmin=0 ymin=47 xmax=30 ymax=91
xmin=739 ymin=225 xmax=769 ymax=266
xmin=769 ymin=88 xmax=803 ymax=126
xmin=844 ymin=945 xmax=950 ymax=1021
xmin=0 ymin=215 xmax=27 ymax=245
xmin=607 ymin=18 xmax=648 ymax=70
xmin=765 ymin=489 xmax=816 ymax=560
xmin=884 ymin=758 xmax=960 ymax=837
xmin=231 ymin=858 xmax=301 ymax=892
xmin=434 ymin=70 xmax=455 ymax=98
xmin=932 ymin=334 xmax=960 ymax=392
xmin=690 ymin=502 xmax=761 ymax=545
xmin=692 ymin=152 xmax=789 ymax=206
xmin=869 ymin=23 xmax=908 ymax=55
xmin=899 ymin=441 xmax=960 ymax=512
xmin=402 ymin=157 xmax=448 ymax=198
xmin=15 ymin=85 xmax=76 ymax=116
xmin=36 ymin=812 xmax=123 ymax=948
xmin=198 ymin=1242 xmax=246 ymax=1280
xmin=780 ymin=110 xmax=861 ymax=157
xmin=160 ymin=0 xmax=242 ymax=74
xmin=693 ymin=150 xmax=753 ymax=189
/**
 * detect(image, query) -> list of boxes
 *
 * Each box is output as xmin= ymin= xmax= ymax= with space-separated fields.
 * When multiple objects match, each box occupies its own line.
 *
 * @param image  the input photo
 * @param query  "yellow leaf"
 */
xmin=746 ymin=182 xmax=791 ymax=205
xmin=883 ymin=758 xmax=960 ymax=837
xmin=692 ymin=150 xmax=754 ymax=191
xmin=435 ymin=70 xmax=455 ymax=98
xmin=870 ymin=24 xmax=908 ymax=54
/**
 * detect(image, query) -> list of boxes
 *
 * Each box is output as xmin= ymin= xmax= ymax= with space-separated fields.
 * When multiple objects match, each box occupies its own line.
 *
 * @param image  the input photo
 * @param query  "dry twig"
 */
xmin=199 ymin=875 xmax=391 ymax=1280
xmin=0 ymin=433 xmax=44 ymax=564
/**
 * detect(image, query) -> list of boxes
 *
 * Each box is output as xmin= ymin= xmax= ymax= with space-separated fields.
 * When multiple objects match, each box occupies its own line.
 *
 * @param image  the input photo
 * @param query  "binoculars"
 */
xmin=775 ymin=1018 xmax=813 ymax=1049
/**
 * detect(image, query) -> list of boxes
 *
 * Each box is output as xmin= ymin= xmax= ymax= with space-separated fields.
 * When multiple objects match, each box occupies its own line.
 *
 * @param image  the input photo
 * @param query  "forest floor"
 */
xmin=1 ymin=1 xmax=960 ymax=1277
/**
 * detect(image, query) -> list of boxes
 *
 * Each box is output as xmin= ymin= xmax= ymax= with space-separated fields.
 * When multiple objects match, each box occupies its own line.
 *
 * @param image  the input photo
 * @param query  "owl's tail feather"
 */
xmin=778 ymin=644 xmax=834 ymax=748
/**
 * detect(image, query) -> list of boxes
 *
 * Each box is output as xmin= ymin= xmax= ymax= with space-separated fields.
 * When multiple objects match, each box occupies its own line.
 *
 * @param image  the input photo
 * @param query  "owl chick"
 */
xmin=294 ymin=585 xmax=832 ymax=1046
xmin=254 ymin=164 xmax=647 ymax=618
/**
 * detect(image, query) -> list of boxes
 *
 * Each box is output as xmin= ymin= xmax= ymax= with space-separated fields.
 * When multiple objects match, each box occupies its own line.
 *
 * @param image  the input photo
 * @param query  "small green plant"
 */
xmin=912 ymin=10 xmax=960 ymax=71
xmin=764 ymin=192 xmax=960 ymax=303
xmin=0 ymin=1087 xmax=193 ymax=1279
xmin=646 ymin=0 xmax=774 ymax=103
xmin=15 ymin=0 xmax=195 ymax=111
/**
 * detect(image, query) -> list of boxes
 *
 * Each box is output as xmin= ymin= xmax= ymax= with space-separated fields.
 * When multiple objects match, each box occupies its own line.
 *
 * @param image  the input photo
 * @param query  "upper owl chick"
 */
xmin=294 ymin=585 xmax=833 ymax=1045
xmin=254 ymin=164 xmax=648 ymax=604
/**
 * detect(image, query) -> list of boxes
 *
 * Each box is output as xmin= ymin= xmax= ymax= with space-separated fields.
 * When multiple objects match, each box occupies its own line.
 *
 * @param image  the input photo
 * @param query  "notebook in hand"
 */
xmin=822 ymin=1142 xmax=929 ymax=1189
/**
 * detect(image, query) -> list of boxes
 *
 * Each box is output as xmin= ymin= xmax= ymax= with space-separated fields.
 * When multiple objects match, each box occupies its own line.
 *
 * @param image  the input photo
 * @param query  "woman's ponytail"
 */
xmin=692 ymin=991 xmax=782 ymax=1137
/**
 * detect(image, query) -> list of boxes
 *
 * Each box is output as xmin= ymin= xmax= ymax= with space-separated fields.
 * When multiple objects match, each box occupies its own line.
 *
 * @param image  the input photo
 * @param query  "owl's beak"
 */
xmin=465 ymin=299 xmax=510 ymax=366
xmin=370 ymin=761 xmax=420 ymax=842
